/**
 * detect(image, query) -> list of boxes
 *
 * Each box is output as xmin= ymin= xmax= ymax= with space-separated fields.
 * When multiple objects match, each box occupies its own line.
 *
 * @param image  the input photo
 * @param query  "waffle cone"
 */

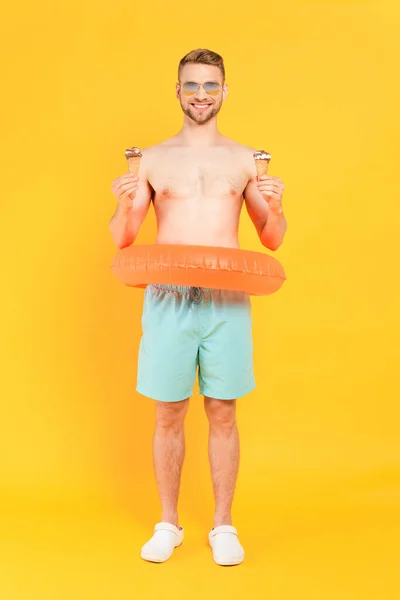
xmin=255 ymin=159 xmax=269 ymax=178
xmin=127 ymin=156 xmax=141 ymax=176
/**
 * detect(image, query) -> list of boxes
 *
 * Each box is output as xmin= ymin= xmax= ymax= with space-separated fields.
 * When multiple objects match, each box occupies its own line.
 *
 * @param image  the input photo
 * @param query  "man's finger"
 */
xmin=117 ymin=176 xmax=138 ymax=188
xmin=258 ymin=184 xmax=280 ymax=193
xmin=118 ymin=183 xmax=138 ymax=194
xmin=121 ymin=190 xmax=135 ymax=201
xmin=122 ymin=185 xmax=138 ymax=195
xmin=257 ymin=182 xmax=280 ymax=188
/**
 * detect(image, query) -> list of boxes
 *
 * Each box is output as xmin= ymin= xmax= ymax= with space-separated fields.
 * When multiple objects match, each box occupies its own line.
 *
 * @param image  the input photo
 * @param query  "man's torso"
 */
xmin=142 ymin=137 xmax=256 ymax=247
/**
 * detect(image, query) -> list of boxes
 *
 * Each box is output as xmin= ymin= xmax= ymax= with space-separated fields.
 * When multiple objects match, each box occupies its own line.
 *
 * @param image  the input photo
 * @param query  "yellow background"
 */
xmin=1 ymin=0 xmax=399 ymax=598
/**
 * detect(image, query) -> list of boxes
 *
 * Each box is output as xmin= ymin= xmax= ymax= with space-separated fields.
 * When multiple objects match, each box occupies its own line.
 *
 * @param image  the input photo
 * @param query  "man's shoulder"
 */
xmin=141 ymin=143 xmax=165 ymax=155
xmin=226 ymin=141 xmax=259 ymax=168
xmin=141 ymin=138 xmax=180 ymax=158
xmin=222 ymin=138 xmax=257 ymax=156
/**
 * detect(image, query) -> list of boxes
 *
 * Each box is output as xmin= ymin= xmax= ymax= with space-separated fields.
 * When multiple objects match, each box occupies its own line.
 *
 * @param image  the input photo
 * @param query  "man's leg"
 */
xmin=140 ymin=398 xmax=189 ymax=563
xmin=153 ymin=399 xmax=189 ymax=527
xmin=204 ymin=396 xmax=239 ymax=528
xmin=204 ymin=396 xmax=245 ymax=565
xmin=198 ymin=290 xmax=253 ymax=565
xmin=137 ymin=285 xmax=198 ymax=562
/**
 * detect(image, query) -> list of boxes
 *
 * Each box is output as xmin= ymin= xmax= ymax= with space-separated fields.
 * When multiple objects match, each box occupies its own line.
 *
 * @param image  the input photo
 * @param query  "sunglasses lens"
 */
xmin=203 ymin=82 xmax=221 ymax=95
xmin=181 ymin=82 xmax=222 ymax=96
xmin=182 ymin=82 xmax=199 ymax=95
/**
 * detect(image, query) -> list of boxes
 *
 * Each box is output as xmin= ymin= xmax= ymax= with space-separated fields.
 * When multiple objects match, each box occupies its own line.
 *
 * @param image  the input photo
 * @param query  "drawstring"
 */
xmin=189 ymin=286 xmax=204 ymax=305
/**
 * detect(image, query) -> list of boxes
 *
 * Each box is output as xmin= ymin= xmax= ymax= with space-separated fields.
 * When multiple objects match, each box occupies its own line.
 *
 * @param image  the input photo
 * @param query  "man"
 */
xmin=109 ymin=49 xmax=287 ymax=566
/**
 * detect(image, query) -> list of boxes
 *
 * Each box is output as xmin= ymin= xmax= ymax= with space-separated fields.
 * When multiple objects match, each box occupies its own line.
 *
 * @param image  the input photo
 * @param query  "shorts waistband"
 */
xmin=149 ymin=284 xmax=213 ymax=304
xmin=150 ymin=284 xmax=212 ymax=292
xmin=147 ymin=284 xmax=250 ymax=307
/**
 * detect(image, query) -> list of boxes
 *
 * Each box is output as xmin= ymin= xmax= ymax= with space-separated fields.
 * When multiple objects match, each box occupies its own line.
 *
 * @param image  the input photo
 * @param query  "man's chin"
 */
xmin=181 ymin=105 xmax=220 ymax=125
xmin=186 ymin=108 xmax=217 ymax=125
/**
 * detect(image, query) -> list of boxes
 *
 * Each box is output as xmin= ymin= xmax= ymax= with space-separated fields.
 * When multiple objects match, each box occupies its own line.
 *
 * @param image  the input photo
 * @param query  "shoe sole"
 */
xmin=140 ymin=541 xmax=183 ymax=563
xmin=213 ymin=556 xmax=244 ymax=566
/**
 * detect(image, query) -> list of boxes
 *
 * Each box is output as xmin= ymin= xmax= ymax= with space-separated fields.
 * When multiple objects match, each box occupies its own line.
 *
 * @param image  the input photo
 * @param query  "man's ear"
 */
xmin=176 ymin=82 xmax=181 ymax=99
xmin=223 ymin=84 xmax=228 ymax=100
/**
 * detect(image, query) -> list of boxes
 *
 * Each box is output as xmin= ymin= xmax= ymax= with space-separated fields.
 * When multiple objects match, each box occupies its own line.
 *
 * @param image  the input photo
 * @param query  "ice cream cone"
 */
xmin=125 ymin=147 xmax=142 ymax=176
xmin=254 ymin=149 xmax=271 ymax=178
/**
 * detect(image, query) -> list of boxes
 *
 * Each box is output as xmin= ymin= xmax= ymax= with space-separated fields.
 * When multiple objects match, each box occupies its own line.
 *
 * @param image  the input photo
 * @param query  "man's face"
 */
xmin=176 ymin=63 xmax=227 ymax=125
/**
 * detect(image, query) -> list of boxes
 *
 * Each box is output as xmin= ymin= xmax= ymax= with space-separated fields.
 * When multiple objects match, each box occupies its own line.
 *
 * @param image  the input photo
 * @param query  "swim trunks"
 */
xmin=136 ymin=285 xmax=255 ymax=402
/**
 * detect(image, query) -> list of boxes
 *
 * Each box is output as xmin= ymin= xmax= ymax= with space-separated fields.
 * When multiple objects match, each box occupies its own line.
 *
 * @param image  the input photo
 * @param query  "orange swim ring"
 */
xmin=111 ymin=244 xmax=286 ymax=296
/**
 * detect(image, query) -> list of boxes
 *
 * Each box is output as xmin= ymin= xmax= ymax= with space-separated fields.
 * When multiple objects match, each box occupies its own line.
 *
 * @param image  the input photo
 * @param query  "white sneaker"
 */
xmin=209 ymin=525 xmax=245 ymax=566
xmin=140 ymin=522 xmax=184 ymax=563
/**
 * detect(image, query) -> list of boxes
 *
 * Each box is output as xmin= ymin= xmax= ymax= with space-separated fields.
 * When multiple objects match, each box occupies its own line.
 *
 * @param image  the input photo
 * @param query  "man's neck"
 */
xmin=177 ymin=116 xmax=222 ymax=146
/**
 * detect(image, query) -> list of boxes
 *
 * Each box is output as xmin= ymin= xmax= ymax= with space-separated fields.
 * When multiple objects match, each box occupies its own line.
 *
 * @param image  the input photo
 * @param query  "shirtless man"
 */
xmin=109 ymin=49 xmax=287 ymax=566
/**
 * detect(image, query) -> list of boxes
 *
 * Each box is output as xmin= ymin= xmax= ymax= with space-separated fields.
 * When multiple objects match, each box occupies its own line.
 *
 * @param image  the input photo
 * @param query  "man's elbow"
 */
xmin=259 ymin=220 xmax=287 ymax=251
xmin=116 ymin=239 xmax=133 ymax=250
xmin=262 ymin=239 xmax=281 ymax=251
xmin=259 ymin=229 xmax=283 ymax=251
xmin=113 ymin=235 xmax=134 ymax=250
xmin=109 ymin=222 xmax=134 ymax=250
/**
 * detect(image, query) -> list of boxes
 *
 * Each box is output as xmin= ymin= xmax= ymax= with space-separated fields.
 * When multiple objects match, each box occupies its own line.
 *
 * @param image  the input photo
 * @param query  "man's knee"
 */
xmin=204 ymin=397 xmax=236 ymax=429
xmin=156 ymin=399 xmax=189 ymax=430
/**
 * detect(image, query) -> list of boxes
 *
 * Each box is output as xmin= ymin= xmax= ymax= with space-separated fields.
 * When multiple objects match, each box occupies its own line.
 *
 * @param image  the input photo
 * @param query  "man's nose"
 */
xmin=194 ymin=85 xmax=208 ymax=101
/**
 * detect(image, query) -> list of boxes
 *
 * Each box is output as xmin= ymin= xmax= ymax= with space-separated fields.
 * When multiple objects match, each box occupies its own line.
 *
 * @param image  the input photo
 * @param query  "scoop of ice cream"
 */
xmin=254 ymin=149 xmax=271 ymax=161
xmin=125 ymin=147 xmax=142 ymax=159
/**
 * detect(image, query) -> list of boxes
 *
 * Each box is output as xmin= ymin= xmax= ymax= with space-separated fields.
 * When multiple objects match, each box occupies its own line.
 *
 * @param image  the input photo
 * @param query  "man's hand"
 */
xmin=256 ymin=175 xmax=284 ymax=215
xmin=111 ymin=174 xmax=139 ymax=212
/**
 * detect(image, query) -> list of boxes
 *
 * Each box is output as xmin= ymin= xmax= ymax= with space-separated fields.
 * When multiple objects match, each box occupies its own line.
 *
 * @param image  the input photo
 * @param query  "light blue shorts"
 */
xmin=137 ymin=285 xmax=255 ymax=402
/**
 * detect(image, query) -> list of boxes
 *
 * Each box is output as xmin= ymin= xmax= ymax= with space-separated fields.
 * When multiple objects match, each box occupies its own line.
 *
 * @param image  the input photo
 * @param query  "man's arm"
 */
xmin=244 ymin=175 xmax=287 ymax=251
xmin=109 ymin=165 xmax=153 ymax=249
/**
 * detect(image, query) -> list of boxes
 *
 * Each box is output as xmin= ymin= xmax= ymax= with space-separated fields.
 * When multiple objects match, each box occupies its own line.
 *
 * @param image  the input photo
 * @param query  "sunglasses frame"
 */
xmin=179 ymin=80 xmax=223 ymax=97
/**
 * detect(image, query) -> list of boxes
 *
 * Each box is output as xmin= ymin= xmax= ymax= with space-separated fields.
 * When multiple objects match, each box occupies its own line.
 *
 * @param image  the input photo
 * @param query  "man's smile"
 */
xmin=191 ymin=103 xmax=212 ymax=112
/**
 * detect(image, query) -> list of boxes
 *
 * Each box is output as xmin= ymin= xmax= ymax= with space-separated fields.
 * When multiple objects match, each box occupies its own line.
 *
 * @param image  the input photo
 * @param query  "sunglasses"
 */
xmin=180 ymin=81 xmax=222 ymax=96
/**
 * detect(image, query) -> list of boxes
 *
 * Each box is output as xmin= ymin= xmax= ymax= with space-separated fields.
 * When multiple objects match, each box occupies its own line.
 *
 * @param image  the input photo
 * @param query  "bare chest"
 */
xmin=149 ymin=152 xmax=249 ymax=199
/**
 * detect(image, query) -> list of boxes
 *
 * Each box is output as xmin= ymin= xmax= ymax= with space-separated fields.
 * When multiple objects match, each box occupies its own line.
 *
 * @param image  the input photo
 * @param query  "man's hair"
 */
xmin=178 ymin=48 xmax=225 ymax=81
